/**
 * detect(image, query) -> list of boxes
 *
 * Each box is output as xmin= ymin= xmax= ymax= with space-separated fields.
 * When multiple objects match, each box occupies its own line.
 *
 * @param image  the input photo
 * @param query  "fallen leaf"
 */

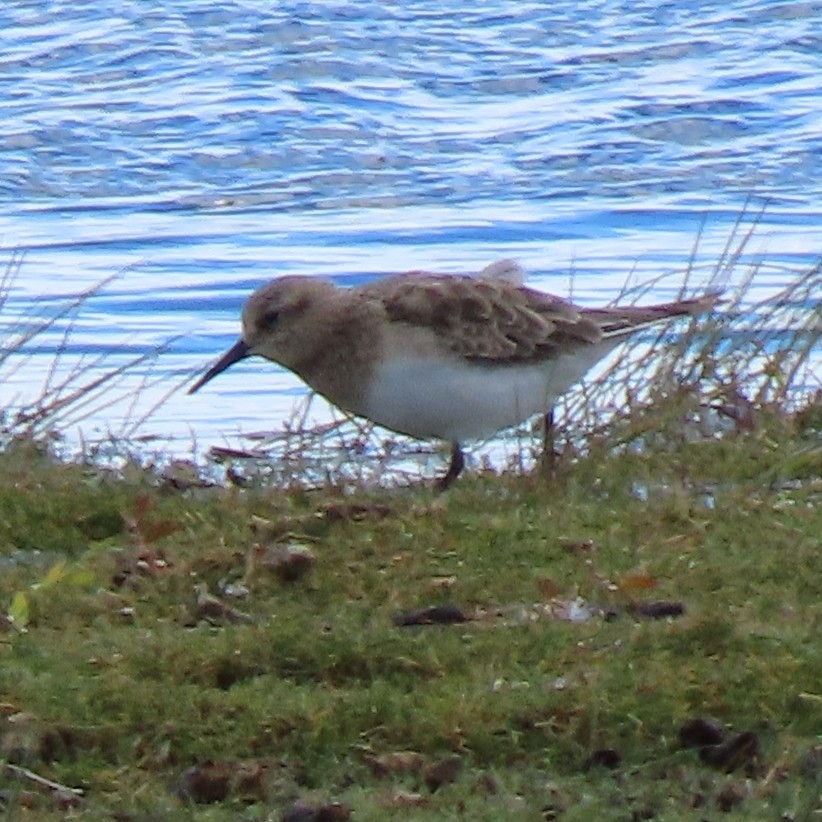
xmin=393 ymin=604 xmax=471 ymax=627
xmin=177 ymin=759 xmax=269 ymax=804
xmin=700 ymin=731 xmax=759 ymax=773
xmin=140 ymin=520 xmax=182 ymax=544
xmin=715 ymin=780 xmax=749 ymax=812
xmin=8 ymin=591 xmax=29 ymax=631
xmin=617 ymin=572 xmax=658 ymax=592
xmin=177 ymin=761 xmax=230 ymax=803
xmin=537 ymin=577 xmax=562 ymax=598
xmin=38 ymin=560 xmax=67 ymax=589
xmin=679 ymin=717 xmax=725 ymax=748
xmin=258 ymin=544 xmax=315 ymax=583
xmin=584 ymin=748 xmax=621 ymax=770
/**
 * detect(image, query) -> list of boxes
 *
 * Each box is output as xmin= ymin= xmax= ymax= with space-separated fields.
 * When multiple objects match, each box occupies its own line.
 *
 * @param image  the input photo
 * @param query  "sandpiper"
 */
xmin=189 ymin=260 xmax=717 ymax=488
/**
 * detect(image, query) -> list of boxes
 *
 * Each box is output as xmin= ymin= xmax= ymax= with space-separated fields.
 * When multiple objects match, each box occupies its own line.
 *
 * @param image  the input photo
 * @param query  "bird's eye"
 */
xmin=259 ymin=309 xmax=279 ymax=329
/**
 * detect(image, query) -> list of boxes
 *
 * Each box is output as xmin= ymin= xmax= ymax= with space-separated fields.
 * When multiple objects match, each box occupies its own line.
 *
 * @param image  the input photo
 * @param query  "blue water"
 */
xmin=1 ymin=0 xmax=821 ymax=459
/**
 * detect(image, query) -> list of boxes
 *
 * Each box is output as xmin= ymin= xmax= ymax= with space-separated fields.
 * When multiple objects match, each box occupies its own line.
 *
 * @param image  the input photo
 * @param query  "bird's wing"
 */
xmin=357 ymin=274 xmax=604 ymax=363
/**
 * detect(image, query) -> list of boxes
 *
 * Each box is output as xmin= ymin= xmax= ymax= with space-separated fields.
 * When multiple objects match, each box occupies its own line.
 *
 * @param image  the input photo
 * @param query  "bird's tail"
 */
xmin=593 ymin=292 xmax=721 ymax=339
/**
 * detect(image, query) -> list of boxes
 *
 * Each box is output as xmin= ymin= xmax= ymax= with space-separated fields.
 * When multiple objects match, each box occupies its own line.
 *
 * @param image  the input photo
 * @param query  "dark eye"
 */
xmin=259 ymin=309 xmax=279 ymax=329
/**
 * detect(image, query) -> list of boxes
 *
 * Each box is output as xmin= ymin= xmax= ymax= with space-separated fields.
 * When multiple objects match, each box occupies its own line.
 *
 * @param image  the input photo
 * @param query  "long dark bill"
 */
xmin=188 ymin=339 xmax=251 ymax=394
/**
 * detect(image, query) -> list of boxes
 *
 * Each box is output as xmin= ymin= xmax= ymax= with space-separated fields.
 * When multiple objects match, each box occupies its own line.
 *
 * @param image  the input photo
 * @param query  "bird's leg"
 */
xmin=436 ymin=442 xmax=465 ymax=491
xmin=540 ymin=408 xmax=557 ymax=478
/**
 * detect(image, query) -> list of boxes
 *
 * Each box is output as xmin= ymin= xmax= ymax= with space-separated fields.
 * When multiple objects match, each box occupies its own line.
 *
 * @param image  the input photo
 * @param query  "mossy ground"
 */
xmin=0 ymin=411 xmax=820 ymax=821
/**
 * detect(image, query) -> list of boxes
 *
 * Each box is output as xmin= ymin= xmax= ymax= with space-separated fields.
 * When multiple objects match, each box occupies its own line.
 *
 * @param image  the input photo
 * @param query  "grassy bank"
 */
xmin=1 ymin=407 xmax=820 ymax=820
xmin=2 ymin=235 xmax=821 ymax=819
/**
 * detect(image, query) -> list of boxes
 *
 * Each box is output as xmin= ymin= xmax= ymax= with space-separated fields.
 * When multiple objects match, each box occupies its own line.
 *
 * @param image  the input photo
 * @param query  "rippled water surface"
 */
xmin=1 ymin=0 xmax=821 ymax=458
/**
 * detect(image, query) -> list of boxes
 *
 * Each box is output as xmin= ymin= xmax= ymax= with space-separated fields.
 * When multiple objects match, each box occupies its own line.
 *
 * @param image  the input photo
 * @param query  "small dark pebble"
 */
xmin=281 ymin=802 xmax=351 ymax=822
xmin=262 ymin=544 xmax=315 ymax=583
xmin=584 ymin=748 xmax=621 ymax=770
xmin=394 ymin=604 xmax=470 ymax=627
xmin=176 ymin=759 xmax=268 ymax=804
xmin=716 ymin=781 xmax=747 ymax=812
xmin=424 ymin=755 xmax=463 ymax=792
xmin=679 ymin=717 xmax=725 ymax=748
xmin=177 ymin=761 xmax=231 ymax=803
xmin=700 ymin=731 xmax=759 ymax=773
xmin=628 ymin=600 xmax=685 ymax=619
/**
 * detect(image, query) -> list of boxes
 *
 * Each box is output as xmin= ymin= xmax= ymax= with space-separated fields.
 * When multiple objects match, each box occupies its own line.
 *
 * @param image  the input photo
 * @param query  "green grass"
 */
xmin=2 ymin=234 xmax=820 ymax=818
xmin=0 ymin=419 xmax=820 ymax=820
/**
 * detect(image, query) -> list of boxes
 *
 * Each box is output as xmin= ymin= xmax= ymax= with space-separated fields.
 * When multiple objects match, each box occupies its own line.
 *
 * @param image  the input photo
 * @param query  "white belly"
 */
xmin=361 ymin=346 xmax=614 ymax=442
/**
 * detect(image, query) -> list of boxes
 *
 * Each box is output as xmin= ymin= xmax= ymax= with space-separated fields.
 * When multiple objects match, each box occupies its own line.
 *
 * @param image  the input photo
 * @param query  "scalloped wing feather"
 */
xmin=358 ymin=274 xmax=604 ymax=363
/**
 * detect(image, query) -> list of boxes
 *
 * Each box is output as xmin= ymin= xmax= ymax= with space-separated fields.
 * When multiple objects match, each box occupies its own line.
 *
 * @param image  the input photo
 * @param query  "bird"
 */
xmin=189 ymin=260 xmax=718 ymax=489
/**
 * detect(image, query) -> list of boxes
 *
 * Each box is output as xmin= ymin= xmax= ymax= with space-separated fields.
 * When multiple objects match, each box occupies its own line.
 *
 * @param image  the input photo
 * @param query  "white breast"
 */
xmin=361 ymin=344 xmax=616 ymax=442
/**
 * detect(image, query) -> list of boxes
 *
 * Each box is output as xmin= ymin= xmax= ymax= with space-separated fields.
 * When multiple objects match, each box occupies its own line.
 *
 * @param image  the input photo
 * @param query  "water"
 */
xmin=1 ymin=0 xmax=821 ymax=462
